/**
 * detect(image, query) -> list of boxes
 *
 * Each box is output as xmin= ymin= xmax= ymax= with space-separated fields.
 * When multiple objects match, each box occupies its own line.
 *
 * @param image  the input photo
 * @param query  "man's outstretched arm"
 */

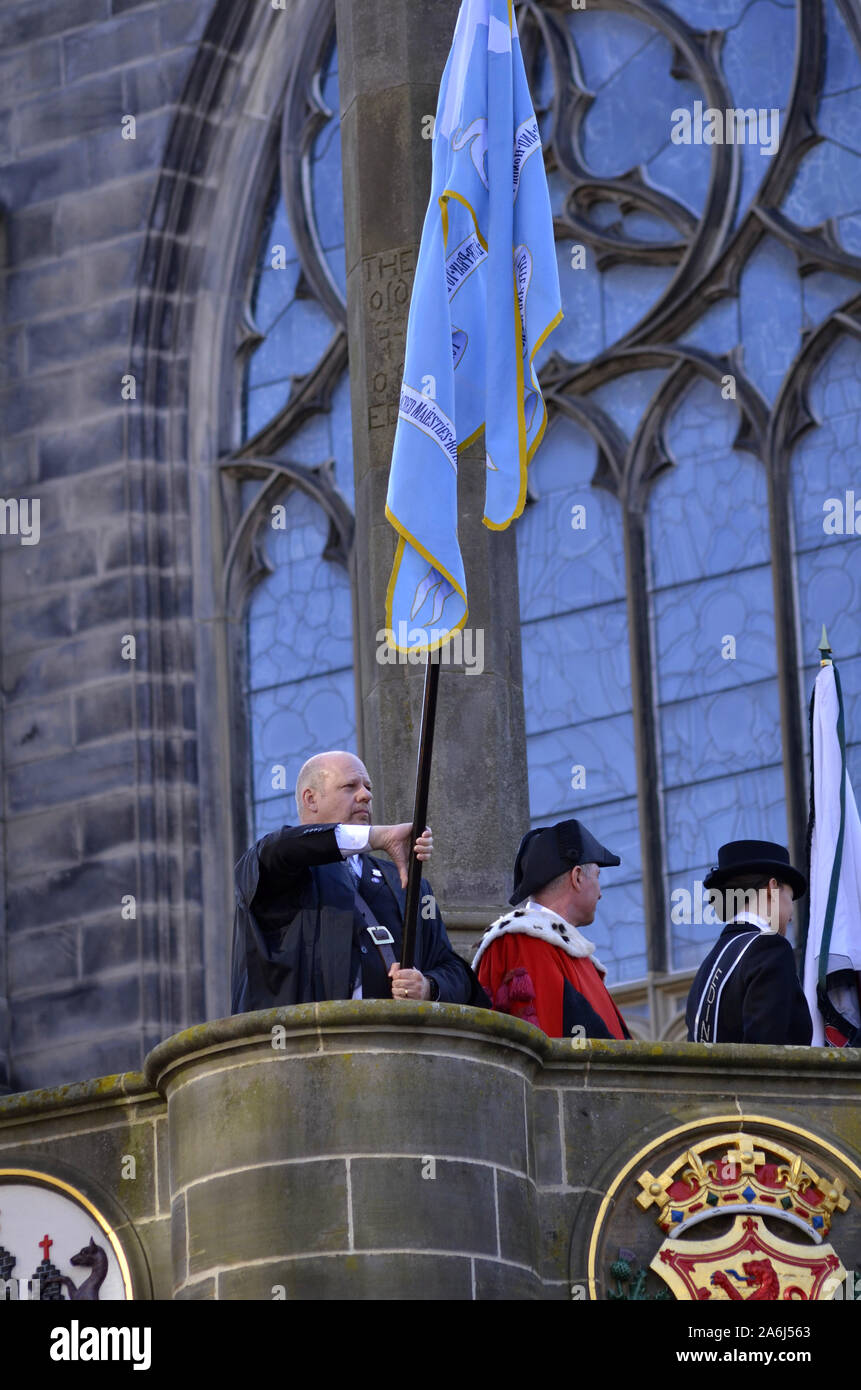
xmin=257 ymin=822 xmax=432 ymax=883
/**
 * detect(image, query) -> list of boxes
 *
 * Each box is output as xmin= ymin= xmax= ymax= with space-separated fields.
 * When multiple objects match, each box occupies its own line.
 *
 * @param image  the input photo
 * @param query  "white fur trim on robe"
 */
xmin=472 ymin=899 xmax=607 ymax=976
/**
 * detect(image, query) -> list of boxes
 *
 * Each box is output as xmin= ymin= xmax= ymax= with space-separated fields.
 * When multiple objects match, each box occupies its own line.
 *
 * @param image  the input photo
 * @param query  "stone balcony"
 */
xmin=1 ymin=1003 xmax=859 ymax=1300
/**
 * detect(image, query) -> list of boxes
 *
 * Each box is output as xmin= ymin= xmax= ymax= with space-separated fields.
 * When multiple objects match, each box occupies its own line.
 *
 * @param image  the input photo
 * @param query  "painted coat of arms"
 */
xmin=635 ymin=1132 xmax=849 ymax=1301
xmin=0 ymin=1171 xmax=132 ymax=1300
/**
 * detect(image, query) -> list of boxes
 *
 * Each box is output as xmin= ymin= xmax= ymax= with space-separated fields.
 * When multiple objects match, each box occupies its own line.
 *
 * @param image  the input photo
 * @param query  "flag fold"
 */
xmin=385 ymin=0 xmax=562 ymax=653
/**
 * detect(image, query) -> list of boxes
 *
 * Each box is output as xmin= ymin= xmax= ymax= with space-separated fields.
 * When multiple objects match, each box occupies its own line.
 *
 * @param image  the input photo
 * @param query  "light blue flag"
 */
xmin=385 ymin=0 xmax=562 ymax=653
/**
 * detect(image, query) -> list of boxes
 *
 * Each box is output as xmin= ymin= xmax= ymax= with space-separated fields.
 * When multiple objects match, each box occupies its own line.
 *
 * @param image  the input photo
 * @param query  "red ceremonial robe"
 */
xmin=477 ymin=931 xmax=628 ymax=1040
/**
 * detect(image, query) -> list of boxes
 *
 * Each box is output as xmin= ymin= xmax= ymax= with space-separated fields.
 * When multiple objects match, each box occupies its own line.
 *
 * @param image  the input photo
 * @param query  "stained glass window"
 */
xmin=518 ymin=413 xmax=644 ymax=979
xmin=652 ymin=378 xmax=784 ymax=970
xmin=519 ymin=0 xmax=861 ymax=997
xmin=792 ymin=334 xmax=861 ymax=794
xmin=240 ymin=35 xmax=356 ymax=841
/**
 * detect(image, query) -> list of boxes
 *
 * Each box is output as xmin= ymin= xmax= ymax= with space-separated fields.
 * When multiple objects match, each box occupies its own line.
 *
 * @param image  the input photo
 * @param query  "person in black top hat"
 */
xmin=686 ymin=839 xmax=813 ymax=1045
xmin=473 ymin=819 xmax=630 ymax=1039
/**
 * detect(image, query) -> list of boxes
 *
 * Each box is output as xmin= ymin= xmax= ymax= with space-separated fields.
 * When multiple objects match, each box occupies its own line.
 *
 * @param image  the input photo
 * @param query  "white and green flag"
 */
xmin=803 ymin=661 xmax=861 ymax=1046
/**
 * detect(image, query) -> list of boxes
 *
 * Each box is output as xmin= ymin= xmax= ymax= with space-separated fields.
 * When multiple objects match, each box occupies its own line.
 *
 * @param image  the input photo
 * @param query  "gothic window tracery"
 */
xmin=518 ymin=0 xmax=861 ymax=991
xmin=221 ymin=13 xmax=356 ymax=840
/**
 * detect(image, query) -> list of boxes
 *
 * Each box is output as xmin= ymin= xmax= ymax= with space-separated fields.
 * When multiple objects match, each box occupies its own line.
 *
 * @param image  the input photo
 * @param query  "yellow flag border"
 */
xmin=441 ymin=189 xmax=563 ymax=530
xmin=482 ymin=299 xmax=563 ymax=531
xmin=384 ymin=516 xmax=469 ymax=654
xmin=385 ymin=126 xmax=562 ymax=643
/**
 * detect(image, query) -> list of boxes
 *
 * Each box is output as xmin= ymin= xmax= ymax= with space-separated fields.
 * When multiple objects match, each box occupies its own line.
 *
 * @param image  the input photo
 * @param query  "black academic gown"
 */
xmin=686 ymin=920 xmax=813 ymax=1045
xmin=230 ymin=822 xmax=487 ymax=1012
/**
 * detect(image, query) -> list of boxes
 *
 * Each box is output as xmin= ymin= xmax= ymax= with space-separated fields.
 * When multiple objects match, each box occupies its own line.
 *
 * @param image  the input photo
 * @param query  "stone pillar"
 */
xmin=336 ymin=0 xmax=530 ymax=945
xmin=146 ymin=1002 xmax=543 ymax=1299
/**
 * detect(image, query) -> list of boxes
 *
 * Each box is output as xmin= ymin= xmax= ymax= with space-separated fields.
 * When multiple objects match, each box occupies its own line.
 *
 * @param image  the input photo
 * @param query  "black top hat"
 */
xmin=703 ymin=839 xmax=807 ymax=900
xmin=509 ymin=819 xmax=621 ymax=905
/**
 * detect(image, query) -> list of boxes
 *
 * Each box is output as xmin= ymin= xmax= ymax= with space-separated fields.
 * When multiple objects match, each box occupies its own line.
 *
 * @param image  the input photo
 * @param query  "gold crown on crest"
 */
xmin=636 ymin=1131 xmax=850 ymax=1241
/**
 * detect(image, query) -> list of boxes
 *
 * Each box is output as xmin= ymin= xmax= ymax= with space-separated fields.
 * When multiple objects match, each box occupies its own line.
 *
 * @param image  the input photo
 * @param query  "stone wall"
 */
xmin=0 ymin=0 xmax=536 ymax=1100
xmin=0 ymin=0 xmax=220 ymax=1093
xmin=1 ymin=1006 xmax=859 ymax=1300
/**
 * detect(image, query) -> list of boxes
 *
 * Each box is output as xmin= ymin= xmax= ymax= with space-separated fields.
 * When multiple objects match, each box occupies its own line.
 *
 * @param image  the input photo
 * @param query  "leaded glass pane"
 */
xmin=590 ymin=369 xmax=668 ymax=439
xmin=722 ymin=1 xmax=795 ymax=225
xmin=650 ymin=371 xmax=780 ymax=968
xmin=666 ymin=765 xmax=789 ymax=880
xmin=679 ymin=299 xmax=740 ymax=354
xmin=251 ymin=670 xmax=357 ymax=835
xmin=568 ymin=11 xmax=663 ymax=91
xmin=738 ymin=237 xmax=802 ymax=404
xmin=523 ymin=608 xmax=634 ymax=733
xmin=602 ymin=263 xmax=675 ymax=344
xmin=792 ymin=336 xmax=861 ymax=802
xmin=518 ymin=407 xmax=642 ymax=980
xmin=783 ymin=0 xmax=861 ymax=230
xmin=667 ymin=765 xmax=789 ymax=968
xmin=577 ymin=29 xmax=684 ymax=175
xmin=239 ymin=36 xmax=355 ymax=844
xmin=522 ymin=0 xmax=861 ymax=1007
xmin=652 ymin=567 xmax=778 ymax=703
xmin=590 ymin=881 xmax=649 ymax=983
xmin=246 ymin=490 xmax=355 ymax=838
xmin=311 ymin=38 xmax=348 ymax=299
xmin=802 ymin=271 xmax=861 ymax=327
xmin=285 ymin=369 xmax=355 ymax=510
xmin=655 ymin=392 xmax=769 ymax=587
xmin=542 ymin=241 xmax=603 ymax=365
xmin=518 ymin=417 xmax=626 ymax=619
xmin=248 ymin=296 xmax=336 ymax=392
xmin=525 ymin=717 xmax=637 ymax=818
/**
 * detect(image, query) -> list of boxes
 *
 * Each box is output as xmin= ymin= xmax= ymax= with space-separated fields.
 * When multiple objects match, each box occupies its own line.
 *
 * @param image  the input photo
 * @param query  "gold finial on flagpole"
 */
xmin=818 ymin=624 xmax=833 ymax=665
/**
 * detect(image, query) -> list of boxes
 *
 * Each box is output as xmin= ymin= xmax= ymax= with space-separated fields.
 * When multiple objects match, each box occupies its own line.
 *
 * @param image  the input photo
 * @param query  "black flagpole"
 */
xmin=400 ymin=650 xmax=441 ymax=969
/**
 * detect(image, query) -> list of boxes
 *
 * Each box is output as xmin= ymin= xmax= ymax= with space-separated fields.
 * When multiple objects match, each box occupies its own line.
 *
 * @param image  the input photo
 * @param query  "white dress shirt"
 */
xmin=334 ymin=823 xmax=370 ymax=880
xmin=334 ymin=824 xmax=371 ymax=997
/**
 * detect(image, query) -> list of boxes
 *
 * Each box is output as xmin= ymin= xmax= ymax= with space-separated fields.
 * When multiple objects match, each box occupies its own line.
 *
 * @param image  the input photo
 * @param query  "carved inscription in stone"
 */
xmin=363 ymin=247 xmax=415 ymax=433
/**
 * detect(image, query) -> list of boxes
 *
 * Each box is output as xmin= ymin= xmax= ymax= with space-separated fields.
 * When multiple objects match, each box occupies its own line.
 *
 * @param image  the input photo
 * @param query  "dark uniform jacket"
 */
xmin=231 ymin=822 xmax=486 ymax=1012
xmin=686 ymin=918 xmax=813 ymax=1045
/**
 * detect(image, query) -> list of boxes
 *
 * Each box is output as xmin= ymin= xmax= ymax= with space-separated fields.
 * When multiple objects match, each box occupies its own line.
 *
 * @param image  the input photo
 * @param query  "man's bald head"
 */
xmin=294 ymin=752 xmax=341 ymax=816
xmin=294 ymin=751 xmax=373 ymax=825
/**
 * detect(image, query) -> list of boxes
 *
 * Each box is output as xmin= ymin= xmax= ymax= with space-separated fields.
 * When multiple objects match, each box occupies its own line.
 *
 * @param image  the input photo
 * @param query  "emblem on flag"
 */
xmin=385 ymin=0 xmax=562 ymax=653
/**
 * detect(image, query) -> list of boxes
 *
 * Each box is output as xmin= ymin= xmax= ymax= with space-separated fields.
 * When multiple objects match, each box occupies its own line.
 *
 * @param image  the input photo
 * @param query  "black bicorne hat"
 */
xmin=703 ymin=839 xmax=807 ymax=900
xmin=509 ymin=819 xmax=621 ymax=905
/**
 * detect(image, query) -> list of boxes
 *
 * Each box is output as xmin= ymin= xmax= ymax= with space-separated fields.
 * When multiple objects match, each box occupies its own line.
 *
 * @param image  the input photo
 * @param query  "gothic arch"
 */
xmin=129 ymin=0 xmax=341 ymax=1021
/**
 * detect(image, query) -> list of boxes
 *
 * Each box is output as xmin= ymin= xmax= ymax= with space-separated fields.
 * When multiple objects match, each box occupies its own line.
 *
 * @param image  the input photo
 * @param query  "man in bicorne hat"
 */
xmin=686 ymin=839 xmax=813 ymax=1045
xmin=472 ymin=819 xmax=630 ymax=1040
